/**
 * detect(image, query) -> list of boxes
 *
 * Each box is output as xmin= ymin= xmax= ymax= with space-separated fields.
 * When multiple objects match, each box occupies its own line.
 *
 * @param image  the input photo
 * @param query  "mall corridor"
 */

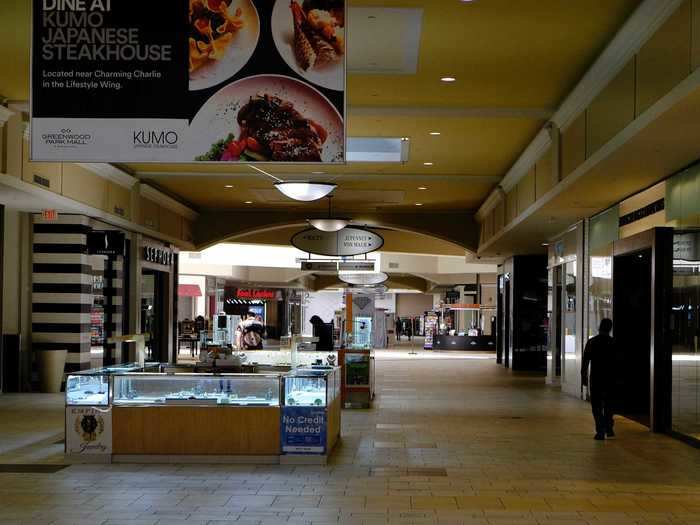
xmin=1 ymin=353 xmax=700 ymax=525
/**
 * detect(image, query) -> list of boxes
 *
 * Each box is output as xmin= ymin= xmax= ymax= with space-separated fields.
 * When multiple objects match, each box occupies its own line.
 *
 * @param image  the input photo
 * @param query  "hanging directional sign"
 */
xmin=291 ymin=227 xmax=383 ymax=257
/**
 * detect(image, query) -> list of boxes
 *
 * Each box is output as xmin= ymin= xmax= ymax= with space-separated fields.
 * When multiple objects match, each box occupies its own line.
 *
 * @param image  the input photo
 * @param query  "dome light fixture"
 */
xmin=308 ymin=218 xmax=350 ymax=232
xmin=307 ymin=195 xmax=350 ymax=232
xmin=274 ymin=181 xmax=337 ymax=202
xmin=339 ymin=272 xmax=389 ymax=286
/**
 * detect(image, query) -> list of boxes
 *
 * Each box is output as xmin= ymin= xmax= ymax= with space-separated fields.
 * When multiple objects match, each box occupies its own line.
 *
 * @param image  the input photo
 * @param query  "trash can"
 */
xmin=38 ymin=349 xmax=67 ymax=393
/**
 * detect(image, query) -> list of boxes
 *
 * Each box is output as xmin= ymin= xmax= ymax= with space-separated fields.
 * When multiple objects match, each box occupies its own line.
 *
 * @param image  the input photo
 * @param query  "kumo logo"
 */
xmin=133 ymin=129 xmax=179 ymax=148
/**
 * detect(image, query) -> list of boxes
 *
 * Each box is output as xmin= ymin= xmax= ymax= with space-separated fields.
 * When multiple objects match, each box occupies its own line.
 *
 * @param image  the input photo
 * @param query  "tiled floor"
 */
xmin=2 ymin=350 xmax=700 ymax=525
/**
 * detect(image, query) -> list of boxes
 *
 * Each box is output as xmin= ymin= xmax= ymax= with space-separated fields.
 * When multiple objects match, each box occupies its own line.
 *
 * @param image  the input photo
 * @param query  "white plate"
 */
xmin=189 ymin=0 xmax=261 ymax=92
xmin=271 ymin=0 xmax=344 ymax=92
xmin=188 ymin=74 xmax=344 ymax=163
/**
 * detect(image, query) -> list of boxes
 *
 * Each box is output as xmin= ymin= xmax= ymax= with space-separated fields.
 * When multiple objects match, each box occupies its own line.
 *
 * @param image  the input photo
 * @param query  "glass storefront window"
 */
xmin=562 ymin=261 xmax=577 ymax=388
xmin=589 ymin=247 xmax=614 ymax=338
xmin=671 ymin=231 xmax=700 ymax=440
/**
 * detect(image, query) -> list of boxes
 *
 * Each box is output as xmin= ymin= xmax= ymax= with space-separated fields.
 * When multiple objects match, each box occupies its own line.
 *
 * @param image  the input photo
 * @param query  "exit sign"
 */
xmin=41 ymin=209 xmax=58 ymax=221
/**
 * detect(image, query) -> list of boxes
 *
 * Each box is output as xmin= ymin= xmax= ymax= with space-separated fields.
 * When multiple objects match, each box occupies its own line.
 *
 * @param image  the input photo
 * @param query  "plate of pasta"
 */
xmin=189 ymin=0 xmax=260 ymax=91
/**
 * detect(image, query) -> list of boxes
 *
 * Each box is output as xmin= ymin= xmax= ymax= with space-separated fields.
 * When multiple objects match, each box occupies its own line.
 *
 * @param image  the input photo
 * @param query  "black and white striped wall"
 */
xmin=32 ymin=214 xmax=93 ymax=372
xmin=32 ymin=214 xmax=126 ymax=373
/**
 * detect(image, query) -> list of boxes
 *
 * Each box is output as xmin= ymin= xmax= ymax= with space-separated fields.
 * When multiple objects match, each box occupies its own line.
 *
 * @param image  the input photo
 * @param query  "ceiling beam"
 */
xmin=193 ymin=209 xmax=480 ymax=253
xmin=349 ymin=106 xmax=553 ymax=120
xmin=134 ymin=171 xmax=501 ymax=183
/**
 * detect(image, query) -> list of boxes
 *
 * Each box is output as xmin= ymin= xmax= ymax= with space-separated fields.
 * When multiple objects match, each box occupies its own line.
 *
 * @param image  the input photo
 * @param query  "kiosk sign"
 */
xmin=65 ymin=406 xmax=112 ymax=455
xmin=281 ymin=406 xmax=326 ymax=454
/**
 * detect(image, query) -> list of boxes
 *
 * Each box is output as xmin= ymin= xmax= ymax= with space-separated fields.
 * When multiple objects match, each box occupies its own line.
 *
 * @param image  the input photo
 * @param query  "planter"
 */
xmin=38 ymin=349 xmax=67 ymax=393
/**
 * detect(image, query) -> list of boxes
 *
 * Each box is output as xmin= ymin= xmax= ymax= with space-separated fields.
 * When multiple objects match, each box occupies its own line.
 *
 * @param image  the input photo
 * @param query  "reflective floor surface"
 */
xmin=1 ymin=350 xmax=700 ymax=525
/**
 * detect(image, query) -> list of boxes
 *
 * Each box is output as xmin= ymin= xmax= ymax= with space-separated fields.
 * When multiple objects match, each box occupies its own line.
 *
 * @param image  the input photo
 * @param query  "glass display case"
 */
xmin=66 ymin=374 xmax=110 ymax=406
xmin=66 ymin=362 xmax=159 ymax=406
xmin=345 ymin=353 xmax=371 ymax=386
xmin=283 ymin=367 xmax=339 ymax=407
xmin=112 ymin=373 xmax=280 ymax=406
xmin=351 ymin=317 xmax=372 ymax=349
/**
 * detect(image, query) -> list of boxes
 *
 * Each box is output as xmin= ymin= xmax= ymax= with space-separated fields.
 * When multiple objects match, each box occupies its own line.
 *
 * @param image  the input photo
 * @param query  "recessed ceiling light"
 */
xmin=423 ymin=162 xmax=433 ymax=166
xmin=542 ymin=243 xmax=549 ymax=247
xmin=418 ymin=186 xmax=428 ymax=190
xmin=429 ymin=131 xmax=441 ymax=136
xmin=244 ymin=201 xmax=253 ymax=204
xmin=224 ymin=185 xmax=233 ymax=188
xmin=415 ymin=203 xmax=423 ymax=206
xmin=441 ymin=77 xmax=456 ymax=83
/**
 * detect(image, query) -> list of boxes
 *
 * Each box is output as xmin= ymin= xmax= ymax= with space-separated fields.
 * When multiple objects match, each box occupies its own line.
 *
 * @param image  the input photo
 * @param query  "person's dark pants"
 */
xmin=590 ymin=384 xmax=614 ymax=435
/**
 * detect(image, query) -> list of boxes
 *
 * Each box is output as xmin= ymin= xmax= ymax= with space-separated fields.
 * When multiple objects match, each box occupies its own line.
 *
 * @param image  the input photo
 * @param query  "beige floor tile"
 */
xmin=454 ymin=496 xmax=504 ymax=510
xmin=411 ymin=496 xmax=458 ymax=509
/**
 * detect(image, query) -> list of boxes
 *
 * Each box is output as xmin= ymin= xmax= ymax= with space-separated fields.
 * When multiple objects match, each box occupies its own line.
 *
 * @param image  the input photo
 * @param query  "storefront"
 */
xmin=140 ymin=240 xmax=178 ymax=364
xmin=497 ymin=255 xmax=548 ymax=371
xmin=32 ymin=215 xmax=133 ymax=375
xmin=26 ymin=215 xmax=181 ymax=386
xmin=545 ymin=223 xmax=584 ymax=395
xmin=579 ymin=164 xmax=700 ymax=439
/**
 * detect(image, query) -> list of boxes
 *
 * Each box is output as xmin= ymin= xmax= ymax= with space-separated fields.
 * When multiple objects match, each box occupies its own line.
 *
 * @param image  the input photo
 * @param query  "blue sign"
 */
xmin=281 ymin=406 xmax=326 ymax=455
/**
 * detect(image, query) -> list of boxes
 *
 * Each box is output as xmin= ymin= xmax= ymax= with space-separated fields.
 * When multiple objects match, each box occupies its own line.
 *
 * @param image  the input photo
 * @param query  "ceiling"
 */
xmin=477 ymin=82 xmax=700 ymax=257
xmin=1 ymin=0 xmax=642 ymax=222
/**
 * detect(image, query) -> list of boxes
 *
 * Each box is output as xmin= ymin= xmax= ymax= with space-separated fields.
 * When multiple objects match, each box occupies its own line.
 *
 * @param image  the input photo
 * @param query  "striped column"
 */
xmin=32 ymin=215 xmax=93 ymax=372
xmin=103 ymin=256 xmax=124 ymax=363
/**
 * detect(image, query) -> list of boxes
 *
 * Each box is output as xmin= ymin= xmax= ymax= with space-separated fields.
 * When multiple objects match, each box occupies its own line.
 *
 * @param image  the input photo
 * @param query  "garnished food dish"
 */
xmin=291 ymin=0 xmax=345 ymax=71
xmin=189 ymin=0 xmax=245 ymax=73
xmin=196 ymin=94 xmax=328 ymax=162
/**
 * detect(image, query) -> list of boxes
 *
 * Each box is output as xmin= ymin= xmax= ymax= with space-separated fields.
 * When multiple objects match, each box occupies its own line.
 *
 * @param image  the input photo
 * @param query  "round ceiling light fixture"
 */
xmin=350 ymin=284 xmax=389 ymax=295
xmin=307 ymin=195 xmax=350 ymax=232
xmin=308 ymin=218 xmax=350 ymax=232
xmin=274 ymin=181 xmax=337 ymax=202
xmin=339 ymin=272 xmax=389 ymax=286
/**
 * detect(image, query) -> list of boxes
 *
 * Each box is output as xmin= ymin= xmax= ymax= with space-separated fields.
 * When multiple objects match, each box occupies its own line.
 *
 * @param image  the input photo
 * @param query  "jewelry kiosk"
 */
xmin=65 ymin=363 xmax=341 ymax=463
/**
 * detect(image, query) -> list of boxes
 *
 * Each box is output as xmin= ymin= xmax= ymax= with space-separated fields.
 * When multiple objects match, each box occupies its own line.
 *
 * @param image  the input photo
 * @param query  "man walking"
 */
xmin=582 ymin=318 xmax=617 ymax=440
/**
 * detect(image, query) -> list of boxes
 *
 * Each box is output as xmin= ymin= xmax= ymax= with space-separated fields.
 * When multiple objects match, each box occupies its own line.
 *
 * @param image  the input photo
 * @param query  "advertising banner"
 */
xmin=65 ymin=406 xmax=112 ymax=455
xmin=31 ymin=0 xmax=346 ymax=163
xmin=281 ymin=406 xmax=326 ymax=454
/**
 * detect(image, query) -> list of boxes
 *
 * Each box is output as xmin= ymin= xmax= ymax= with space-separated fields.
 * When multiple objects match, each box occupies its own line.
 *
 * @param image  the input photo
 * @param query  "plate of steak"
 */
xmin=190 ymin=74 xmax=344 ymax=163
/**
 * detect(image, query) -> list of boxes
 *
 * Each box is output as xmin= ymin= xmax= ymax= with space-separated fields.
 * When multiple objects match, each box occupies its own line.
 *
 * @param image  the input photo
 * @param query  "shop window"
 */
xmin=671 ymin=231 xmax=700 ymax=440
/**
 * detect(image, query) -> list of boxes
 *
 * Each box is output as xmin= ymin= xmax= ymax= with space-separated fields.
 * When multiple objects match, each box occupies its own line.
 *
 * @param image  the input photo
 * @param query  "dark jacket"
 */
xmin=582 ymin=334 xmax=617 ymax=393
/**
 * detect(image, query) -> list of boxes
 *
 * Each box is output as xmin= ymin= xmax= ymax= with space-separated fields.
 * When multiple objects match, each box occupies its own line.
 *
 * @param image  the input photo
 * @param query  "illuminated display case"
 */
xmin=66 ymin=363 xmax=158 ymax=406
xmin=66 ymin=374 xmax=110 ymax=406
xmin=112 ymin=373 xmax=280 ymax=406
xmin=351 ymin=317 xmax=372 ymax=349
xmin=339 ymin=349 xmax=374 ymax=408
xmin=345 ymin=353 xmax=371 ymax=386
xmin=282 ymin=367 xmax=340 ymax=407
xmin=64 ymin=366 xmax=342 ymax=459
